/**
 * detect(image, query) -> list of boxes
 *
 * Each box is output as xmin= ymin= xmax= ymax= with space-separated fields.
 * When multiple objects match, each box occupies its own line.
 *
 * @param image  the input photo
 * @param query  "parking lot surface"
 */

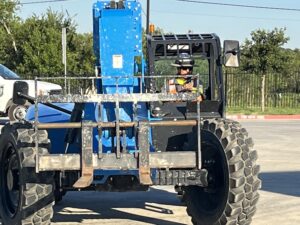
xmin=0 ymin=119 xmax=299 ymax=225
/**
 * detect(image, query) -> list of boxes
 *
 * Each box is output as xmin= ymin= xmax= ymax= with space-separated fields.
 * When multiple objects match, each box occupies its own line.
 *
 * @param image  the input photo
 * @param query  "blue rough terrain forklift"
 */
xmin=0 ymin=0 xmax=260 ymax=224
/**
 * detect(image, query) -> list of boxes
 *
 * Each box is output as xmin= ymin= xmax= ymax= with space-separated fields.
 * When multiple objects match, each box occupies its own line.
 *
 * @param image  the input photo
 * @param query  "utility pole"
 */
xmin=62 ymin=27 xmax=67 ymax=92
xmin=146 ymin=0 xmax=150 ymax=35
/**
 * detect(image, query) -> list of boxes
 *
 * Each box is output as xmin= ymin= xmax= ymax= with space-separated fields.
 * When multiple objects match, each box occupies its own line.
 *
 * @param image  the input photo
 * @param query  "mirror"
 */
xmin=13 ymin=81 xmax=29 ymax=105
xmin=223 ymin=40 xmax=240 ymax=67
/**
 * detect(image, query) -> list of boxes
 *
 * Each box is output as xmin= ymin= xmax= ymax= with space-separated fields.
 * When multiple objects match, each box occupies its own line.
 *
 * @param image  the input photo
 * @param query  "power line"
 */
xmin=19 ymin=0 xmax=73 ymax=5
xmin=152 ymin=9 xmax=300 ymax=22
xmin=176 ymin=0 xmax=300 ymax=12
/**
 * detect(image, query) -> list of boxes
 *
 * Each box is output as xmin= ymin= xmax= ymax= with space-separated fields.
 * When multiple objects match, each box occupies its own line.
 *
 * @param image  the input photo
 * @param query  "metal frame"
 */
xmin=27 ymin=41 xmax=225 ymax=190
xmin=144 ymin=33 xmax=225 ymax=170
xmin=37 ymin=92 xmax=198 ymax=103
xmin=29 ymin=32 xmax=226 ymax=187
xmin=31 ymin=74 xmax=206 ymax=187
xmin=73 ymin=123 xmax=94 ymax=188
xmin=146 ymin=33 xmax=225 ymax=117
xmin=37 ymin=151 xmax=197 ymax=171
xmin=34 ymin=119 xmax=202 ymax=186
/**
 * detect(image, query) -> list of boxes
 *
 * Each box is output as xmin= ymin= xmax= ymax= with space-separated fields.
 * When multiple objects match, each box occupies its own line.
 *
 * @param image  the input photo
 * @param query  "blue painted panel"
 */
xmin=25 ymin=1 xmax=149 ymax=160
xmin=92 ymin=0 xmax=146 ymax=156
xmin=21 ymin=1 xmax=152 ymax=181
xmin=93 ymin=0 xmax=142 ymax=90
xmin=26 ymin=103 xmax=80 ymax=154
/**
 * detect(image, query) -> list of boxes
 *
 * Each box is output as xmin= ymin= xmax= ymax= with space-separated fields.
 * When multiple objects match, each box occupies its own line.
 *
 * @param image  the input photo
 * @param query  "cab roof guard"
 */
xmin=147 ymin=33 xmax=221 ymax=60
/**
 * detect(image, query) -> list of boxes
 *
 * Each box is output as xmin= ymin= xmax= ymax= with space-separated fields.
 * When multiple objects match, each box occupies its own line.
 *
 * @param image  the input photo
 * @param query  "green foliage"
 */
xmin=0 ymin=0 xmax=19 ymax=22
xmin=240 ymin=28 xmax=291 ymax=111
xmin=0 ymin=7 xmax=95 ymax=79
xmin=0 ymin=28 xmax=7 ymax=63
xmin=228 ymin=107 xmax=300 ymax=115
xmin=15 ymin=11 xmax=67 ymax=76
xmin=14 ymin=9 xmax=95 ymax=77
xmin=225 ymin=71 xmax=300 ymax=109
xmin=0 ymin=0 xmax=20 ymax=65
xmin=67 ymin=33 xmax=95 ymax=75
xmin=241 ymin=28 xmax=290 ymax=75
xmin=0 ymin=5 xmax=299 ymax=114
xmin=286 ymin=48 xmax=300 ymax=73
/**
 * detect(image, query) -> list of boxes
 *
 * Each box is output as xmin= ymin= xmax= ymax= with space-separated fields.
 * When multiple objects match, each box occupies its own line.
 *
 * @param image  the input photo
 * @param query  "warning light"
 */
xmin=149 ymin=24 xmax=155 ymax=34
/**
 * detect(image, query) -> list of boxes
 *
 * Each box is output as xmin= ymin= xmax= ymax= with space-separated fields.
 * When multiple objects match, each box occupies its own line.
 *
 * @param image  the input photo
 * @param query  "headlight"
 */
xmin=0 ymin=86 xmax=3 ymax=97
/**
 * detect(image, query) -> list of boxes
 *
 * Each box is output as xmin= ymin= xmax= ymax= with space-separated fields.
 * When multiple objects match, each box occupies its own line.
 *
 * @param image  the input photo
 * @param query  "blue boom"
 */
xmin=26 ymin=0 xmax=148 ymax=184
xmin=92 ymin=0 xmax=146 ymax=153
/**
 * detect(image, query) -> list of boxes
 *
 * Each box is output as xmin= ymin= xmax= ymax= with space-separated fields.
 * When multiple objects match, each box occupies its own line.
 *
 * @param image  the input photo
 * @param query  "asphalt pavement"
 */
xmin=0 ymin=119 xmax=299 ymax=225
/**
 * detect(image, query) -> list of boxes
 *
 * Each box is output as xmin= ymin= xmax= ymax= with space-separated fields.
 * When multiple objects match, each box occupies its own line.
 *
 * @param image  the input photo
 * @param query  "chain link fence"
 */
xmin=21 ymin=71 xmax=300 ymax=110
xmin=21 ymin=73 xmax=96 ymax=95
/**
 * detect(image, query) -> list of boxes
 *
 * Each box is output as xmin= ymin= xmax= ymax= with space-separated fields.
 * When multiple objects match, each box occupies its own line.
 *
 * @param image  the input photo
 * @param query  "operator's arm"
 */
xmin=183 ymin=80 xmax=204 ymax=102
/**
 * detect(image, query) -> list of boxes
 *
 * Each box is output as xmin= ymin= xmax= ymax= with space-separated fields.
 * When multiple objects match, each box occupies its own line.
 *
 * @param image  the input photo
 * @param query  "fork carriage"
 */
xmin=28 ymin=74 xmax=206 ymax=189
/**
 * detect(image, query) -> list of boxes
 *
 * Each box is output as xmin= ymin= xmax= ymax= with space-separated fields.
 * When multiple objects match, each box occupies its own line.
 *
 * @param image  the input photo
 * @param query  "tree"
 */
xmin=15 ymin=10 xmax=75 ymax=76
xmin=0 ymin=0 xmax=20 ymax=65
xmin=14 ymin=9 xmax=94 ymax=79
xmin=67 ymin=32 xmax=95 ymax=75
xmin=288 ymin=48 xmax=300 ymax=72
xmin=284 ymin=48 xmax=300 ymax=95
xmin=241 ymin=28 xmax=289 ymax=111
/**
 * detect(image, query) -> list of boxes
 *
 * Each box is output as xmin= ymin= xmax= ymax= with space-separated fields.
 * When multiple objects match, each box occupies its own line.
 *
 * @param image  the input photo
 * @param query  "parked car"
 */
xmin=0 ymin=64 xmax=62 ymax=120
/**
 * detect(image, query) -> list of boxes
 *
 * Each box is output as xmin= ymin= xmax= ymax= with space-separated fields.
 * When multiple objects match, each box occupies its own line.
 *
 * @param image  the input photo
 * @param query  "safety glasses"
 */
xmin=180 ymin=67 xmax=192 ymax=71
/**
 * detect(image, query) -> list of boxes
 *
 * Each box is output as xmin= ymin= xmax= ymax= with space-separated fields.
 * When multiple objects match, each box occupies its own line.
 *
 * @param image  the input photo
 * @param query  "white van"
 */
xmin=0 ymin=64 xmax=62 ymax=120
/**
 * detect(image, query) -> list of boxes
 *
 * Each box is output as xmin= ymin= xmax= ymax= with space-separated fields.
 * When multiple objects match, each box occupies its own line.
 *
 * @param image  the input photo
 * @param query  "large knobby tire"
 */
xmin=0 ymin=122 xmax=55 ymax=225
xmin=183 ymin=119 xmax=261 ymax=225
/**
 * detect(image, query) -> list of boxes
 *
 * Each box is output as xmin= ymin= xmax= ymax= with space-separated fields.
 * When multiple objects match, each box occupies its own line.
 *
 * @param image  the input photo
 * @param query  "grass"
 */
xmin=227 ymin=107 xmax=300 ymax=115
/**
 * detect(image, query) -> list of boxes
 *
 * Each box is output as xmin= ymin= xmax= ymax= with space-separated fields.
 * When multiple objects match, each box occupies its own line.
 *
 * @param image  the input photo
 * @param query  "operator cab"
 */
xmin=146 ymin=34 xmax=239 ymax=152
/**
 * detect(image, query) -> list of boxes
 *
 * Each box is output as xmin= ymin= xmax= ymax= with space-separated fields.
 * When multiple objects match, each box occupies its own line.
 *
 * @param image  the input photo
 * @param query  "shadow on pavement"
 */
xmin=53 ymin=187 xmax=187 ymax=225
xmin=260 ymin=171 xmax=300 ymax=197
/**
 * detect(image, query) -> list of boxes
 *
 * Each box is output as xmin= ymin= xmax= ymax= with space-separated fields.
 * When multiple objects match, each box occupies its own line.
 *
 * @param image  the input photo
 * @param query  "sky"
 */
xmin=18 ymin=0 xmax=300 ymax=49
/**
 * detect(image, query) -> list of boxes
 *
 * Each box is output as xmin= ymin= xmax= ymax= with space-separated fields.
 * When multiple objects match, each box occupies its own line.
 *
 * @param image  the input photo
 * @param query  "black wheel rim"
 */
xmin=1 ymin=143 xmax=21 ymax=218
xmin=185 ymin=131 xmax=229 ymax=220
xmin=200 ymin=139 xmax=228 ymax=212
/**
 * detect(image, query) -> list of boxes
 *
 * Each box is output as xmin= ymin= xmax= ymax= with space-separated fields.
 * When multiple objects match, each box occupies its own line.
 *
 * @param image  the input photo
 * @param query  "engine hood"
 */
xmin=24 ymin=80 xmax=62 ymax=91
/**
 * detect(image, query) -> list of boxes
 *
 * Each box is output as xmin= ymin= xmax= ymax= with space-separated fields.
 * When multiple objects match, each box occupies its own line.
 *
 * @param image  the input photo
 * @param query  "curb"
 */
xmin=226 ymin=114 xmax=300 ymax=120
